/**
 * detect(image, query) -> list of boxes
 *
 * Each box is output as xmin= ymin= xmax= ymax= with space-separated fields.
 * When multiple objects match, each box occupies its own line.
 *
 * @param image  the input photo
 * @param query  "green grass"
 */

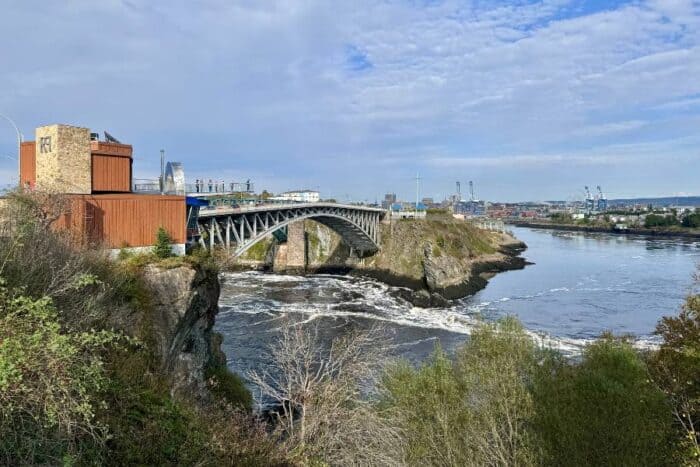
xmin=239 ymin=238 xmax=272 ymax=261
xmin=205 ymin=364 xmax=253 ymax=410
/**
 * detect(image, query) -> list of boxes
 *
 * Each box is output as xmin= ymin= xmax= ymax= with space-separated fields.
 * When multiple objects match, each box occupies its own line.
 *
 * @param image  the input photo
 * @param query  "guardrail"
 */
xmin=132 ymin=179 xmax=255 ymax=196
xmin=187 ymin=181 xmax=254 ymax=194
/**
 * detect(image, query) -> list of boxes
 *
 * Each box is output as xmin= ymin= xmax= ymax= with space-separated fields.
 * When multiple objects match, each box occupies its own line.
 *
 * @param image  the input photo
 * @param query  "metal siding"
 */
xmin=19 ymin=141 xmax=36 ymax=188
xmin=91 ymin=154 xmax=132 ymax=192
xmin=58 ymin=194 xmax=186 ymax=248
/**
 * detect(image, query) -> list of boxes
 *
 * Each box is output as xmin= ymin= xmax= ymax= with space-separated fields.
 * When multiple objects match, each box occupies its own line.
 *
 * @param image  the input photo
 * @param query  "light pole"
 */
xmin=0 ymin=113 xmax=23 ymax=186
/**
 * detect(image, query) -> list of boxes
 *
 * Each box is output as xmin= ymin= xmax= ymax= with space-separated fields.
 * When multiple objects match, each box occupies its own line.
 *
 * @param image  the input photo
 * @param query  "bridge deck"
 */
xmin=198 ymin=202 xmax=385 ymax=218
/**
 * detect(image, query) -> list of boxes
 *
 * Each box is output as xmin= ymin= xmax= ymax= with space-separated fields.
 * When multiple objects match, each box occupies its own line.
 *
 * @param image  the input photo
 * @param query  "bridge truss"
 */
xmin=196 ymin=203 xmax=385 ymax=257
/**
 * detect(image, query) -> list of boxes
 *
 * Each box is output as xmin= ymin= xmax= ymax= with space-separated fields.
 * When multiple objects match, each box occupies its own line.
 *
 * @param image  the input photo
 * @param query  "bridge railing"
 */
xmin=131 ymin=179 xmax=255 ymax=196
xmin=197 ymin=201 xmax=387 ymax=217
xmin=187 ymin=181 xmax=254 ymax=194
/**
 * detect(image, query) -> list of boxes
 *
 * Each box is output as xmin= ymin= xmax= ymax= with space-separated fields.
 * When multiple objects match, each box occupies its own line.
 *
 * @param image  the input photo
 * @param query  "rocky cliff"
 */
xmin=357 ymin=219 xmax=525 ymax=306
xmin=136 ymin=263 xmax=224 ymax=402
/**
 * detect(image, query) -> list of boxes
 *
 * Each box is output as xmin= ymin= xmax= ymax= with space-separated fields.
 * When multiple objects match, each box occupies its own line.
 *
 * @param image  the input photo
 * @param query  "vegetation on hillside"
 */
xmin=0 ymin=191 xmax=282 ymax=465
xmin=367 ymin=217 xmax=499 ymax=280
xmin=649 ymin=292 xmax=700 ymax=460
xmin=380 ymin=320 xmax=685 ymax=466
xmin=1 ymin=189 xmax=698 ymax=465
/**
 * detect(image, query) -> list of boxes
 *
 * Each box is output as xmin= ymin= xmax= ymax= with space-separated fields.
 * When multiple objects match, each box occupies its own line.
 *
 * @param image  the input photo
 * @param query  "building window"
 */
xmin=39 ymin=136 xmax=52 ymax=154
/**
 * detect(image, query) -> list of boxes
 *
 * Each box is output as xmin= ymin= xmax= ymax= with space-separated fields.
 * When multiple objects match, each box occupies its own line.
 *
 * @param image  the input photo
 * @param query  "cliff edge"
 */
xmin=112 ymin=261 xmax=226 ymax=403
xmin=346 ymin=219 xmax=527 ymax=306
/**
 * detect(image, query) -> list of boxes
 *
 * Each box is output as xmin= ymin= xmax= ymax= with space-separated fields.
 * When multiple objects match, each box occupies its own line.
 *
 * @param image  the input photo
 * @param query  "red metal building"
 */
xmin=19 ymin=124 xmax=186 ymax=252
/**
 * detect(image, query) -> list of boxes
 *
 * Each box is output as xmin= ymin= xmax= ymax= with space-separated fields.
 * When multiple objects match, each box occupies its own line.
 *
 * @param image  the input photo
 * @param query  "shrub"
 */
xmin=0 ymin=190 xmax=150 ymax=331
xmin=382 ymin=317 xmax=540 ymax=466
xmin=249 ymin=324 xmax=404 ymax=465
xmin=645 ymin=213 xmax=679 ymax=228
xmin=649 ymin=293 xmax=700 ymax=461
xmin=533 ymin=335 xmax=678 ymax=466
xmin=100 ymin=345 xmax=280 ymax=466
xmin=681 ymin=212 xmax=700 ymax=228
xmin=453 ymin=317 xmax=539 ymax=466
xmin=206 ymin=363 xmax=253 ymax=410
xmin=153 ymin=226 xmax=173 ymax=259
xmin=0 ymin=190 xmax=283 ymax=465
xmin=0 ymin=284 xmax=121 ymax=465
xmin=382 ymin=345 xmax=467 ymax=465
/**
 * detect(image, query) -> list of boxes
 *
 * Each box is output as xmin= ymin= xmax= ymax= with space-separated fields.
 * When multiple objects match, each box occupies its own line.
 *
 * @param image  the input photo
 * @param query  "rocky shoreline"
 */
xmin=234 ymin=219 xmax=529 ymax=308
xmin=345 ymin=237 xmax=528 ymax=307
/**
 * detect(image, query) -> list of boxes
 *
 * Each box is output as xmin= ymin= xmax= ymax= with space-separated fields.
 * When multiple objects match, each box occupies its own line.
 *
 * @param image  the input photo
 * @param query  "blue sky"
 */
xmin=1 ymin=0 xmax=699 ymax=202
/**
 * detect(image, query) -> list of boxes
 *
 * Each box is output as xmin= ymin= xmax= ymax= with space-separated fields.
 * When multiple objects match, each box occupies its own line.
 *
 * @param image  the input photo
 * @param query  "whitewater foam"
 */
xmin=218 ymin=271 xmax=663 ymax=356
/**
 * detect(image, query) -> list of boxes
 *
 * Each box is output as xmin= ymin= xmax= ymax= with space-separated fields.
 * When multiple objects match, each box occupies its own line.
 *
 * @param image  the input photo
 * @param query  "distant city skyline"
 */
xmin=1 ymin=1 xmax=699 ymax=202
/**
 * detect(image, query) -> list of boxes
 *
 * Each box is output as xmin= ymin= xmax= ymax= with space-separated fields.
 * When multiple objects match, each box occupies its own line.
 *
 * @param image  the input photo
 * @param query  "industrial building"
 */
xmin=382 ymin=193 xmax=397 ymax=209
xmin=270 ymin=189 xmax=320 ymax=203
xmin=19 ymin=124 xmax=186 ymax=254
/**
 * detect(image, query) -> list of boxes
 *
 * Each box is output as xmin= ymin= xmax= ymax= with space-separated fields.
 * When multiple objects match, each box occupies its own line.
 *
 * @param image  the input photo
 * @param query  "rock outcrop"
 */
xmin=265 ymin=217 xmax=528 ymax=307
xmin=140 ymin=263 xmax=223 ymax=402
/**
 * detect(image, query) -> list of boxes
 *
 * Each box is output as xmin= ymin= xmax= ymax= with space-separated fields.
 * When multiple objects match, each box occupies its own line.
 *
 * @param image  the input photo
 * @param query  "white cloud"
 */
xmin=0 ymin=0 xmax=699 ymax=199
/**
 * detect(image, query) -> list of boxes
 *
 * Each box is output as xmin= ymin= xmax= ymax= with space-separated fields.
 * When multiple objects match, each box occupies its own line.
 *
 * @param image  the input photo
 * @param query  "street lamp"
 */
xmin=0 ymin=113 xmax=23 ymax=186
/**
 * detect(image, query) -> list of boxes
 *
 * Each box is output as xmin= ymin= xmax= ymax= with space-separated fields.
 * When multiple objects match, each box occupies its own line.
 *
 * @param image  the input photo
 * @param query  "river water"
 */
xmin=215 ymin=227 xmax=700 ymax=383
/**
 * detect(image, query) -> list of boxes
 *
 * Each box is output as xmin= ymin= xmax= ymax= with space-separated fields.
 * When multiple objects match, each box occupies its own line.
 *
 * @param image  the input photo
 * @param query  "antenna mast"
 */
xmin=160 ymin=149 xmax=165 ymax=194
xmin=415 ymin=173 xmax=421 ymax=215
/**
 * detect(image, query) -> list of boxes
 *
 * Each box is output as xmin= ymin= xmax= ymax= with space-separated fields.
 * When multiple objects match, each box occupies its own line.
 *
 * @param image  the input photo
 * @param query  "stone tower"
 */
xmin=34 ymin=124 xmax=91 ymax=194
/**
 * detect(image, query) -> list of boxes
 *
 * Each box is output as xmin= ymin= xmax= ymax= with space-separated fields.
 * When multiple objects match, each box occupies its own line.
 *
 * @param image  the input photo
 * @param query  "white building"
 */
xmin=271 ymin=190 xmax=320 ymax=203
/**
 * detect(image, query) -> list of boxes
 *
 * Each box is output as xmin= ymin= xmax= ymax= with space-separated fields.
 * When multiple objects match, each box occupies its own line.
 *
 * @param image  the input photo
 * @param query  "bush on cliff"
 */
xmin=249 ymin=324 xmax=404 ymax=465
xmin=649 ymin=293 xmax=700 ymax=462
xmin=206 ymin=363 xmax=253 ymax=410
xmin=532 ymin=335 xmax=677 ymax=466
xmin=0 ymin=191 xmax=279 ymax=465
xmin=0 ymin=191 xmax=139 ymax=330
xmin=0 ymin=283 xmax=121 ymax=465
xmin=381 ymin=319 xmax=683 ymax=466
xmin=382 ymin=318 xmax=539 ymax=466
xmin=100 ymin=345 xmax=280 ymax=466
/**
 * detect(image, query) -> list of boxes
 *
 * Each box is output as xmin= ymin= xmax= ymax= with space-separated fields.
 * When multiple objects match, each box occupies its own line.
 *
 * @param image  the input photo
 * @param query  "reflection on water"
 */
xmin=215 ymin=227 xmax=699 ymax=389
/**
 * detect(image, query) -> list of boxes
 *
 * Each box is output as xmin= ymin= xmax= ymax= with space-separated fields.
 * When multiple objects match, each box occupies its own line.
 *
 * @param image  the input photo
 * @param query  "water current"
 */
xmin=215 ymin=227 xmax=700 ymax=390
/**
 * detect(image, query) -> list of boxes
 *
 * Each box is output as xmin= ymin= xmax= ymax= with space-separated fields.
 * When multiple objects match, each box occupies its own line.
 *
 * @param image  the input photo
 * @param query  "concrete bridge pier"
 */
xmin=273 ymin=220 xmax=307 ymax=272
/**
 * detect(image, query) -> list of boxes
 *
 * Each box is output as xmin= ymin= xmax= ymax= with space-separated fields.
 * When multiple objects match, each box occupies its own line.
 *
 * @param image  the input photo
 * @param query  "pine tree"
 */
xmin=153 ymin=227 xmax=172 ymax=259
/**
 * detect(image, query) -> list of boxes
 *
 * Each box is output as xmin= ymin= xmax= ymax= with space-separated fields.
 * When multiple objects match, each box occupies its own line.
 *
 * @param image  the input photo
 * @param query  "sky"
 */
xmin=1 ymin=0 xmax=699 ymax=203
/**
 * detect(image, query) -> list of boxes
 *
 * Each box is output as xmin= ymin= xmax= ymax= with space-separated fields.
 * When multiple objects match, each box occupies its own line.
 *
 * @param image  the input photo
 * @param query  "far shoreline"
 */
xmin=506 ymin=220 xmax=700 ymax=240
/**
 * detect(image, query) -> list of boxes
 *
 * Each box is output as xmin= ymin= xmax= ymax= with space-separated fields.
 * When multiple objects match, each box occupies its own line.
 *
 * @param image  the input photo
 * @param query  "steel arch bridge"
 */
xmin=196 ymin=203 xmax=385 ymax=257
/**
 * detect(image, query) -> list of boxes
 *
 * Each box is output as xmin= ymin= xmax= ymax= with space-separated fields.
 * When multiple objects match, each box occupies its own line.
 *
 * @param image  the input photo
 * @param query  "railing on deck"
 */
xmin=132 ymin=179 xmax=162 ymax=194
xmin=132 ymin=179 xmax=255 ymax=196
xmin=187 ymin=181 xmax=254 ymax=194
xmin=471 ymin=218 xmax=508 ymax=233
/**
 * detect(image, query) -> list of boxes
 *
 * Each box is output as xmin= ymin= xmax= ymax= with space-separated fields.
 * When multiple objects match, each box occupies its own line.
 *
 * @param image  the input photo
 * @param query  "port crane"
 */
xmin=596 ymin=185 xmax=607 ymax=211
xmin=584 ymin=186 xmax=595 ymax=212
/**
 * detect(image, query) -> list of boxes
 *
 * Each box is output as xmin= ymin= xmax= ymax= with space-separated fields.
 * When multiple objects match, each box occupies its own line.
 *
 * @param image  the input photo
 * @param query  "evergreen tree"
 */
xmin=153 ymin=227 xmax=172 ymax=259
